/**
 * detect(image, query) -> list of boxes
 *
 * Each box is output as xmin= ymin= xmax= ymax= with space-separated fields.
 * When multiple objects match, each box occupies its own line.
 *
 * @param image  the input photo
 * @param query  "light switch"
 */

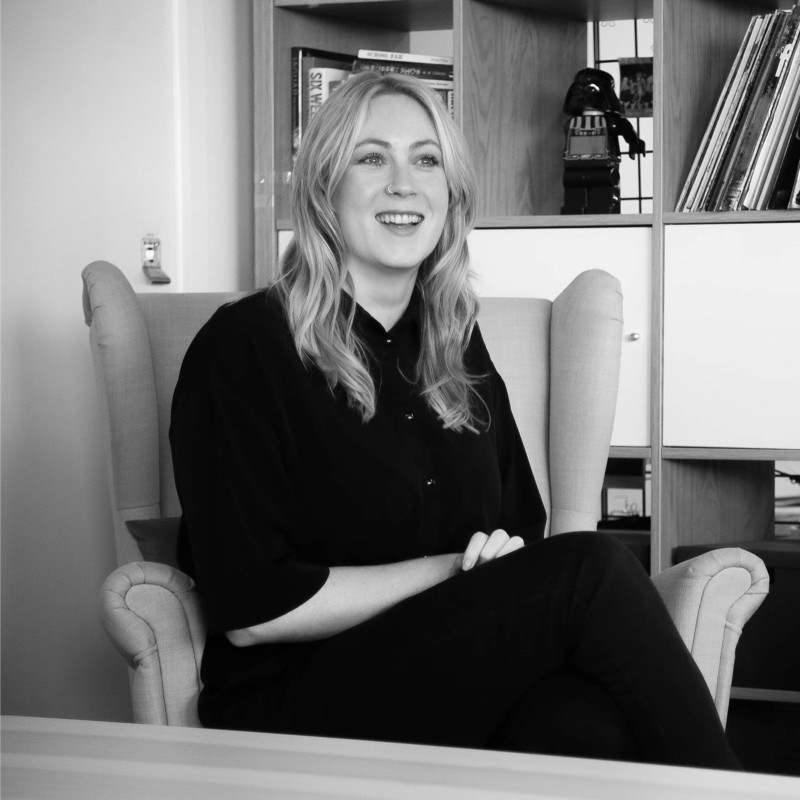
xmin=141 ymin=235 xmax=170 ymax=284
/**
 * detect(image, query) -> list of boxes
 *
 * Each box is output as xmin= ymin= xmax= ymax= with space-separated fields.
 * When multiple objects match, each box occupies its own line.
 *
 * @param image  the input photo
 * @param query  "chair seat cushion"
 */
xmin=125 ymin=518 xmax=180 ymax=568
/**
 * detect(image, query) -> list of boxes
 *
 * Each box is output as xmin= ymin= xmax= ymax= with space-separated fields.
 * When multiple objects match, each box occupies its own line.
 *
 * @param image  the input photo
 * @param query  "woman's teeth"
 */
xmin=376 ymin=213 xmax=422 ymax=225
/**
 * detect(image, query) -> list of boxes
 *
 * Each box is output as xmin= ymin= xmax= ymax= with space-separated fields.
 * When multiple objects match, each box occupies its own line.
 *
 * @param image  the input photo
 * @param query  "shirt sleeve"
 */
xmin=491 ymin=371 xmax=547 ymax=543
xmin=169 ymin=307 xmax=330 ymax=635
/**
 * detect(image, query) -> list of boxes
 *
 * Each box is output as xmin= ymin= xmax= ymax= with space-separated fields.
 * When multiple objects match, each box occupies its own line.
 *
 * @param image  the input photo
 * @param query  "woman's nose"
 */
xmin=388 ymin=163 xmax=417 ymax=197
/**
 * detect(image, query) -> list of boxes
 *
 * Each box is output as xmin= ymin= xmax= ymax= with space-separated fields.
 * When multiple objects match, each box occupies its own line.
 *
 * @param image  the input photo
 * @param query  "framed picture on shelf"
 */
xmin=618 ymin=57 xmax=653 ymax=118
xmin=604 ymin=487 xmax=645 ymax=519
xmin=600 ymin=458 xmax=650 ymax=524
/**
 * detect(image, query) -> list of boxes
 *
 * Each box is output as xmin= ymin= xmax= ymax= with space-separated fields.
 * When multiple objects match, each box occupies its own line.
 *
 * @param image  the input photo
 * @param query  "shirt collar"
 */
xmin=346 ymin=285 xmax=422 ymax=340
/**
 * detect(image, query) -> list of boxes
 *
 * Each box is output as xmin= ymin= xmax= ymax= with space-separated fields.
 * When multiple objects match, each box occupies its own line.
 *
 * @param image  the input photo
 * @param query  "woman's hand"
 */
xmin=459 ymin=529 xmax=525 ymax=572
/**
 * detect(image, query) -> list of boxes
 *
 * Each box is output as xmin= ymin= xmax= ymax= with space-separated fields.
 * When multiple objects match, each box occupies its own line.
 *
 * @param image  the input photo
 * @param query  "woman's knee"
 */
xmin=539 ymin=532 xmax=649 ymax=590
xmin=545 ymin=530 xmax=633 ymax=563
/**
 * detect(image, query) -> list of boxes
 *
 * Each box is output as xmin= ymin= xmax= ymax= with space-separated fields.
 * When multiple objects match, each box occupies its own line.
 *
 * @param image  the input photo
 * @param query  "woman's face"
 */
xmin=331 ymin=93 xmax=449 ymax=287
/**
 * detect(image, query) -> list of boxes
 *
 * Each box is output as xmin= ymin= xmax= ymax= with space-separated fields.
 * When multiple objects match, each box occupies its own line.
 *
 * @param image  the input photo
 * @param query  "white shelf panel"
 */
xmin=664 ymin=223 xmax=800 ymax=450
xmin=469 ymin=227 xmax=652 ymax=448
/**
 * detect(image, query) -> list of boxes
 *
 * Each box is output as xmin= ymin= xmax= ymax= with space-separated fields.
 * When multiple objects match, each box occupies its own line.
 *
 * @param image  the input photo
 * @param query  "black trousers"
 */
xmin=223 ymin=533 xmax=740 ymax=770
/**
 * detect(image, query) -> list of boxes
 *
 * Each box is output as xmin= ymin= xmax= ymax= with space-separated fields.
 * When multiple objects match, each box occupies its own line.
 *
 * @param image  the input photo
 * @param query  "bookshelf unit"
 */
xmin=253 ymin=0 xmax=800 ymax=581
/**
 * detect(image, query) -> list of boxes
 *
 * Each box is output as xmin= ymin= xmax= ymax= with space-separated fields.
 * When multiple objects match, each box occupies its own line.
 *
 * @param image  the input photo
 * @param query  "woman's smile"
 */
xmin=375 ymin=212 xmax=424 ymax=229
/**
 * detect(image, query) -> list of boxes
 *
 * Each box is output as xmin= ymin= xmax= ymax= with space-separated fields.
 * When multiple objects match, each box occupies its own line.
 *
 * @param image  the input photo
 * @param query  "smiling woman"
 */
xmin=330 ymin=94 xmax=449 ymax=316
xmin=278 ymin=71 xmax=480 ymax=431
xmin=169 ymin=71 xmax=741 ymax=770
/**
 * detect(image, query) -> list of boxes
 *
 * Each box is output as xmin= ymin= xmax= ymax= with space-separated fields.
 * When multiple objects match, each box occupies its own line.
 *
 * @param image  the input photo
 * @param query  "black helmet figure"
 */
xmin=561 ymin=68 xmax=646 ymax=215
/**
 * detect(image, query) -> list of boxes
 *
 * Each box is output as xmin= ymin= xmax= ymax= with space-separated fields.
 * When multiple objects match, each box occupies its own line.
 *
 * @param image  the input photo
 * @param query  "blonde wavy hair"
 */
xmin=274 ymin=70 xmax=484 ymax=432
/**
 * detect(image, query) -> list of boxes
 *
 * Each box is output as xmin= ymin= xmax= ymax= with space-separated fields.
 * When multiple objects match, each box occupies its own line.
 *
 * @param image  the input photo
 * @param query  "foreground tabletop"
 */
xmin=2 ymin=715 xmax=799 ymax=800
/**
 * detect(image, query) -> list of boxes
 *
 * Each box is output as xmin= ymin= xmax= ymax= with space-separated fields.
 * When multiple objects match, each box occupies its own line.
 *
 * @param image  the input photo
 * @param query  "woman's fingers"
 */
xmin=461 ymin=532 xmax=489 ymax=571
xmin=474 ymin=529 xmax=510 ymax=565
xmin=461 ymin=529 xmax=523 ymax=571
xmin=495 ymin=535 xmax=526 ymax=559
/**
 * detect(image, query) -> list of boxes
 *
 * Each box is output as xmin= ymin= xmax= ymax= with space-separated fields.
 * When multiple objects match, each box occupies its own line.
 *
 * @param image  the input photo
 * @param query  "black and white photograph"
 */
xmin=2 ymin=2 xmax=799 ymax=798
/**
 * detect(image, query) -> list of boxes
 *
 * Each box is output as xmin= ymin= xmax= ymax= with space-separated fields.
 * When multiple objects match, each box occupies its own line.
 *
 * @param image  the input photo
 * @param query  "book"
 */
xmin=291 ymin=47 xmax=354 ymax=163
xmin=741 ymin=9 xmax=800 ymax=208
xmin=767 ymin=107 xmax=800 ymax=208
xmin=352 ymin=59 xmax=453 ymax=82
xmin=676 ymin=14 xmax=763 ymax=211
xmin=745 ymin=46 xmax=800 ymax=208
xmin=307 ymin=67 xmax=349 ymax=121
xmin=789 ymin=151 xmax=800 ymax=208
xmin=353 ymin=49 xmax=453 ymax=82
xmin=699 ymin=13 xmax=777 ymax=209
xmin=351 ymin=50 xmax=454 ymax=115
xmin=357 ymin=49 xmax=453 ymax=66
xmin=718 ymin=5 xmax=800 ymax=210
xmin=703 ymin=12 xmax=786 ymax=211
xmin=673 ymin=6 xmax=800 ymax=212
xmin=708 ymin=9 xmax=789 ymax=210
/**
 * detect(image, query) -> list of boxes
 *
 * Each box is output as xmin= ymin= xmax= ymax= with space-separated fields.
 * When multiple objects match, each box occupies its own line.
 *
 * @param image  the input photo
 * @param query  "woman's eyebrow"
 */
xmin=411 ymin=138 xmax=442 ymax=150
xmin=354 ymin=137 xmax=442 ymax=150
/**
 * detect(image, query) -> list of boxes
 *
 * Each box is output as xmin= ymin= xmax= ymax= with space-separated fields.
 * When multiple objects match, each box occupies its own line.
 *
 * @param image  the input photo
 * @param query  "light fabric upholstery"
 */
xmin=100 ymin=561 xmax=204 ymax=727
xmin=478 ymin=270 xmax=622 ymax=534
xmin=82 ymin=261 xmax=242 ymax=564
xmin=651 ymin=547 xmax=769 ymax=727
xmin=85 ymin=260 xmax=768 ymax=727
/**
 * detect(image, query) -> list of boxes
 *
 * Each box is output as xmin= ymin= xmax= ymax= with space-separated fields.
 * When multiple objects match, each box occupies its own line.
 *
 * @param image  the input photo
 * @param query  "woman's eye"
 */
xmin=417 ymin=154 xmax=441 ymax=168
xmin=358 ymin=153 xmax=385 ymax=167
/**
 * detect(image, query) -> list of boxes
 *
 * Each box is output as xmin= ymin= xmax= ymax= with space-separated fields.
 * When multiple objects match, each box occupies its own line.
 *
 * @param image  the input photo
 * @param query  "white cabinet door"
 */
xmin=469 ymin=227 xmax=652 ymax=448
xmin=664 ymin=223 xmax=800 ymax=449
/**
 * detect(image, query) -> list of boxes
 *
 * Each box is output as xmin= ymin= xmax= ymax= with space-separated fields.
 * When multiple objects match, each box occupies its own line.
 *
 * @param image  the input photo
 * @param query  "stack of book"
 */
xmin=291 ymin=48 xmax=454 ymax=162
xmin=677 ymin=2 xmax=800 ymax=212
xmin=352 ymin=49 xmax=454 ymax=116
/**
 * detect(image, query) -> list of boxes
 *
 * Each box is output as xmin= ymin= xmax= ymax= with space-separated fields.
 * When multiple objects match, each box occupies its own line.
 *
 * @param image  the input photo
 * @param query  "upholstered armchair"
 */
xmin=84 ymin=261 xmax=768 ymax=729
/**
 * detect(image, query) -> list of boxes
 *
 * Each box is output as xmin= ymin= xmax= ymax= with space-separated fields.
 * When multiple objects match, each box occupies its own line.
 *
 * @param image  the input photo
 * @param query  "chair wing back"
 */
xmin=138 ymin=294 xmax=244 ymax=517
xmin=82 ymin=260 xmax=242 ymax=564
xmin=478 ymin=297 xmax=553 ymax=524
xmin=479 ymin=269 xmax=623 ymax=536
xmin=549 ymin=270 xmax=622 ymax=533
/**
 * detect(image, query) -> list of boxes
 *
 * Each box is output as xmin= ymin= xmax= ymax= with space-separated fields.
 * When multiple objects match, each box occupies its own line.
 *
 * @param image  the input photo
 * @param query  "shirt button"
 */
xmin=425 ymin=477 xmax=437 ymax=488
xmin=384 ymin=337 xmax=394 ymax=345
xmin=404 ymin=411 xmax=415 ymax=421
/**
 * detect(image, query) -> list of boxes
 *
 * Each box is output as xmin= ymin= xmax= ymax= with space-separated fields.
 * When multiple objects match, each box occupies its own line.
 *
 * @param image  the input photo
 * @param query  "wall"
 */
xmin=1 ymin=0 xmax=253 ymax=722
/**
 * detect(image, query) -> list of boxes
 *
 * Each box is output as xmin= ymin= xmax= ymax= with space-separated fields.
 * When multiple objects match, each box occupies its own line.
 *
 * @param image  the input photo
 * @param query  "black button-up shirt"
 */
xmin=170 ymin=288 xmax=545 ymax=701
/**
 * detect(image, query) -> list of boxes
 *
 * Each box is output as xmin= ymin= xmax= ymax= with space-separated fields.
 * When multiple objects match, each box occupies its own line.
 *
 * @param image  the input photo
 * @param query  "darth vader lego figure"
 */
xmin=561 ymin=68 xmax=646 ymax=214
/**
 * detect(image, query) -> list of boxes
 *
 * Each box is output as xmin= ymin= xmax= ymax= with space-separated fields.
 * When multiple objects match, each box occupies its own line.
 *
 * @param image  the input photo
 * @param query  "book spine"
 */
xmin=357 ymin=49 xmax=453 ymax=66
xmin=766 ymin=104 xmax=800 ymax=208
xmin=697 ymin=14 xmax=773 ymax=210
xmin=307 ymin=68 xmax=349 ymax=120
xmin=291 ymin=47 xmax=302 ymax=165
xmin=352 ymin=59 xmax=453 ymax=81
xmin=676 ymin=15 xmax=760 ymax=211
xmin=738 ymin=4 xmax=800 ymax=208
xmin=709 ymin=10 xmax=788 ymax=210
xmin=788 ymin=157 xmax=800 ymax=207
xmin=746 ymin=40 xmax=800 ymax=208
xmin=307 ymin=68 xmax=324 ymax=120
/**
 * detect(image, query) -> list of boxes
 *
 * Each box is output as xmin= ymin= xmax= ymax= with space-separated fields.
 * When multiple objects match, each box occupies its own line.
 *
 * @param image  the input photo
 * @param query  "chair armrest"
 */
xmin=651 ymin=548 xmax=769 ymax=726
xmin=99 ymin=561 xmax=206 ymax=727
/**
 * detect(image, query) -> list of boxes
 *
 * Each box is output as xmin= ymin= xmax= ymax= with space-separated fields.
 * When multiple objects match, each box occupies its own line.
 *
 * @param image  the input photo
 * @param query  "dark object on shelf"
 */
xmin=674 ymin=540 xmax=800 ymax=693
xmin=561 ymin=68 xmax=646 ymax=215
xmin=726 ymin=698 xmax=800 ymax=776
